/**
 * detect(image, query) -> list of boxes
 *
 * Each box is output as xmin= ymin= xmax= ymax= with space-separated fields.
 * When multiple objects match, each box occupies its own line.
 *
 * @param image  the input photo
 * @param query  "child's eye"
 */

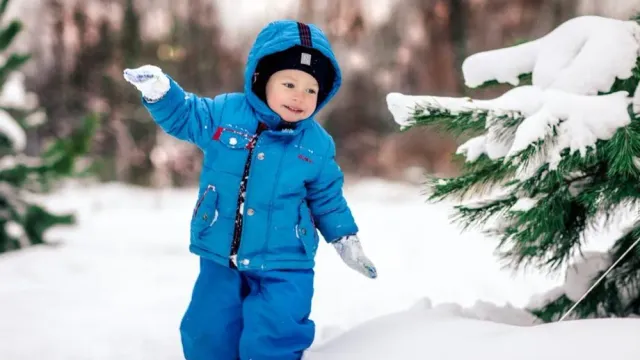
xmin=282 ymin=82 xmax=294 ymax=89
xmin=306 ymin=89 xmax=317 ymax=95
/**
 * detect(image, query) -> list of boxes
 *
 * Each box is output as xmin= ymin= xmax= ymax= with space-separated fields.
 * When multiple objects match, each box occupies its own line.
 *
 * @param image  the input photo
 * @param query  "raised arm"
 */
xmin=123 ymin=65 xmax=219 ymax=148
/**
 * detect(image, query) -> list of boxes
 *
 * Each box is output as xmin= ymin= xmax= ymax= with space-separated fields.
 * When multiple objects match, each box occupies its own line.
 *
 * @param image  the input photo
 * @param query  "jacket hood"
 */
xmin=244 ymin=20 xmax=342 ymax=129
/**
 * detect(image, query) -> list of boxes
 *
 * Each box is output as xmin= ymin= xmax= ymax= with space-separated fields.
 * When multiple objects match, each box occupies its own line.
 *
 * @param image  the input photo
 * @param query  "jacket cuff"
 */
xmin=329 ymin=233 xmax=358 ymax=243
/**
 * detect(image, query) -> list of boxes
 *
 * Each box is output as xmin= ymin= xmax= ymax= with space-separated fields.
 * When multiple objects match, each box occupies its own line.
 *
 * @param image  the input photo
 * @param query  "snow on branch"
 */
xmin=507 ymin=90 xmax=631 ymax=168
xmin=386 ymin=86 xmax=543 ymax=128
xmin=387 ymin=86 xmax=632 ymax=168
xmin=0 ymin=72 xmax=38 ymax=110
xmin=462 ymin=16 xmax=640 ymax=95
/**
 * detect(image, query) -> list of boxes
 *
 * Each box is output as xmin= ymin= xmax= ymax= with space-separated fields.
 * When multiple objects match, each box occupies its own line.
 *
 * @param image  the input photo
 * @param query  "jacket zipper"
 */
xmin=229 ymin=123 xmax=267 ymax=265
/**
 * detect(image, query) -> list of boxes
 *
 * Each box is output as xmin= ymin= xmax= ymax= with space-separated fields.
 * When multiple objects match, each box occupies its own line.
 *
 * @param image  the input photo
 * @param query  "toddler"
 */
xmin=124 ymin=20 xmax=377 ymax=360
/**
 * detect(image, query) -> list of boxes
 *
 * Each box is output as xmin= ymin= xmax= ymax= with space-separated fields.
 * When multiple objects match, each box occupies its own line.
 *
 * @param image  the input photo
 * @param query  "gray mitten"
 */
xmin=123 ymin=65 xmax=170 ymax=102
xmin=332 ymin=234 xmax=377 ymax=279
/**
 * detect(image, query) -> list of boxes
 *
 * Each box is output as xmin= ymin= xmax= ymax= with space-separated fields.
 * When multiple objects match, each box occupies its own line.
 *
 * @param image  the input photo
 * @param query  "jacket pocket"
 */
xmin=209 ymin=126 xmax=254 ymax=176
xmin=191 ymin=184 xmax=219 ymax=237
xmin=296 ymin=201 xmax=319 ymax=258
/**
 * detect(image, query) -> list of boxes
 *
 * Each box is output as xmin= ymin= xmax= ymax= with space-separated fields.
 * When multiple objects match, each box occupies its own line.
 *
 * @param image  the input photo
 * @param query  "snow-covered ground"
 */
xmin=2 ymin=179 xmax=639 ymax=359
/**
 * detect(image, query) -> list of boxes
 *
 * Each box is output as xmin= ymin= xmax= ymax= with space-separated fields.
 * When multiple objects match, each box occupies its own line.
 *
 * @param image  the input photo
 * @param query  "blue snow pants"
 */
xmin=179 ymin=257 xmax=315 ymax=360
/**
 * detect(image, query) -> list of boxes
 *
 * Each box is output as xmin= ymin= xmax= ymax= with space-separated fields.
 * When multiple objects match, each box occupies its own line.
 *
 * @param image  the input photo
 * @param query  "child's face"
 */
xmin=265 ymin=69 xmax=319 ymax=122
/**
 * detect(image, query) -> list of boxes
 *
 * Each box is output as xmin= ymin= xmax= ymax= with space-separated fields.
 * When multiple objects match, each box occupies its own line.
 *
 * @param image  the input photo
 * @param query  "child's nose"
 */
xmin=292 ymin=90 xmax=303 ymax=101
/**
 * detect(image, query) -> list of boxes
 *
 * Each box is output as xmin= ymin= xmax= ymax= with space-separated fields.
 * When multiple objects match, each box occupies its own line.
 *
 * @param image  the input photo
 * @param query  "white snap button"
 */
xmin=241 ymin=259 xmax=250 ymax=266
xmin=229 ymin=137 xmax=238 ymax=145
xmin=257 ymin=152 xmax=265 ymax=160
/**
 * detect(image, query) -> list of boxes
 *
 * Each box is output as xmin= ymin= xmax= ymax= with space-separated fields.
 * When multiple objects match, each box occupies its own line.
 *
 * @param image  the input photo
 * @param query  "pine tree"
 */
xmin=386 ymin=15 xmax=640 ymax=321
xmin=0 ymin=0 xmax=96 ymax=253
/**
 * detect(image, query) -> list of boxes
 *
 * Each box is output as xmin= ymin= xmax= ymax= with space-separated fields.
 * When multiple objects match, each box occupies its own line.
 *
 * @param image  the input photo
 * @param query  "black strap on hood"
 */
xmin=297 ymin=22 xmax=313 ymax=47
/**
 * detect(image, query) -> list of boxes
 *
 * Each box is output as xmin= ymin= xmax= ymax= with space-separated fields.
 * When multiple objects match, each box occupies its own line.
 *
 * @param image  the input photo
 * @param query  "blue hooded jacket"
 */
xmin=142 ymin=20 xmax=358 ymax=270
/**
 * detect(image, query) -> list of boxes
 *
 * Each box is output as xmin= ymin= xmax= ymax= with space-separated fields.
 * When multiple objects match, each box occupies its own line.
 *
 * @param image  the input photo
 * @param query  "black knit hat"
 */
xmin=252 ymin=45 xmax=335 ymax=106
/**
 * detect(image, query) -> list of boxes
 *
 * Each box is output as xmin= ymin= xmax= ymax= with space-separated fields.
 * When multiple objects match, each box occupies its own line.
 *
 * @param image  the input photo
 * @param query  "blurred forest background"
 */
xmin=7 ymin=0 xmax=640 ymax=188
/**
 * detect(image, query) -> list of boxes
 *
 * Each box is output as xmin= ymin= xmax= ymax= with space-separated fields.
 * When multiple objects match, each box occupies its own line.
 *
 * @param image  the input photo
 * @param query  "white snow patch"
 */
xmin=387 ymin=86 xmax=544 ymax=128
xmin=304 ymin=301 xmax=640 ymax=360
xmin=0 ymin=181 xmax=638 ymax=358
xmin=563 ymin=251 xmax=611 ymax=302
xmin=510 ymin=197 xmax=539 ymax=212
xmin=462 ymin=16 xmax=640 ymax=95
xmin=0 ymin=72 xmax=38 ymax=110
xmin=507 ymin=89 xmax=631 ymax=169
xmin=456 ymin=135 xmax=487 ymax=162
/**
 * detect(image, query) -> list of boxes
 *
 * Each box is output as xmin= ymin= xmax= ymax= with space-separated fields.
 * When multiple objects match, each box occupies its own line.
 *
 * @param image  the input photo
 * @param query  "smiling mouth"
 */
xmin=284 ymin=105 xmax=304 ymax=114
